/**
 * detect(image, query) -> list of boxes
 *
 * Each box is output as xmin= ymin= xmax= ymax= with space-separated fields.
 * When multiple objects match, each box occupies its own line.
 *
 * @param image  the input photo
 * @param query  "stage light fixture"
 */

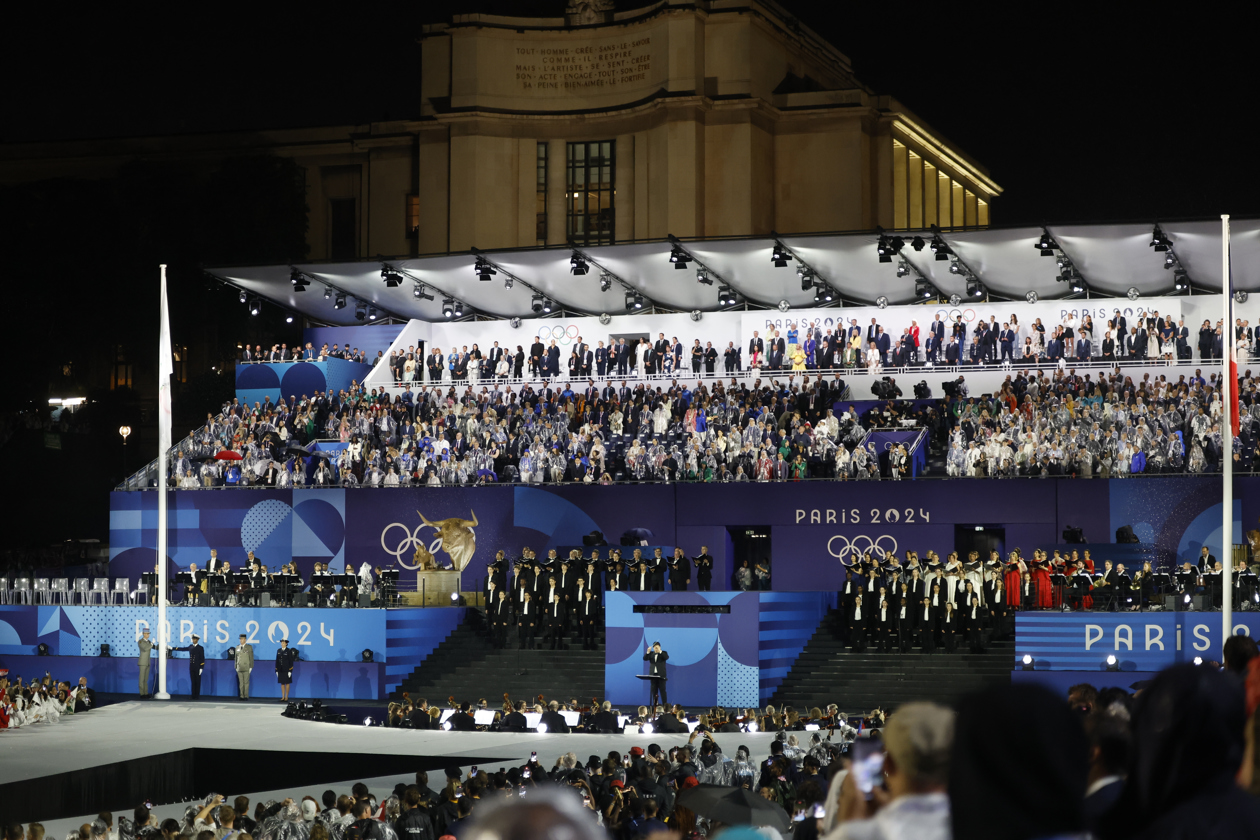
xmin=474 ymin=259 xmax=497 ymax=278
xmin=1022 ymin=654 xmax=1034 ymax=670
xmin=1150 ymin=226 xmax=1171 ymax=252
xmin=1036 ymin=232 xmax=1057 ymax=256
xmin=536 ymin=723 xmax=548 ymax=733
xmin=949 ymin=260 xmax=962 ymax=275
xmin=100 ymin=643 xmax=110 ymax=657
xmin=570 ymin=254 xmax=589 ymax=275
xmin=333 ymin=294 xmax=347 ymax=310
xmin=226 ymin=646 xmax=237 ymax=659
xmin=718 ymin=285 xmax=733 ymax=306
xmin=37 ymin=642 xmax=49 ymax=656
xmin=363 ymin=716 xmax=374 ymax=726
xmin=1193 ymin=656 xmax=1203 ymax=666
xmin=1173 ymin=270 xmax=1189 ymax=292
xmin=771 ymin=242 xmax=791 ymax=267
xmin=1106 ymin=655 xmax=1119 ymax=671
xmin=599 ymin=272 xmax=612 ymax=292
xmin=915 ymin=279 xmax=932 ymax=300
xmin=453 ymin=301 xmax=465 ymax=318
xmin=930 ymin=234 xmax=950 ymax=260
xmin=324 ymin=287 xmax=333 ymax=300
xmin=813 ymin=287 xmax=823 ymax=303
xmin=910 ymin=235 xmax=926 ymax=251
xmin=896 ymin=263 xmax=909 ymax=278
xmin=285 ymin=313 xmax=294 ymax=324
xmin=669 ymin=247 xmax=691 ymax=268
xmin=820 ymin=286 xmax=834 ymax=302
xmin=696 ymin=267 xmax=712 ymax=285
xmin=367 ymin=306 xmax=378 ymax=321
xmin=1070 ymin=275 xmax=1086 ymax=294
xmin=444 ymin=298 xmax=456 ymax=318
xmin=354 ymin=302 xmax=367 ymax=321
xmin=504 ymin=275 xmax=513 ymax=290
xmin=239 ymin=290 xmax=248 ymax=303
xmin=248 ymin=298 xmax=261 ymax=316
xmin=966 ymin=278 xmax=984 ymax=298
xmin=362 ymin=649 xmax=374 ymax=662
xmin=413 ymin=283 xmax=434 ymax=301
xmin=1163 ymin=252 xmax=1176 ymax=269
xmin=381 ymin=269 xmax=403 ymax=287
xmin=633 ymin=294 xmax=644 ymax=310
xmin=876 ymin=235 xmax=892 ymax=263
xmin=541 ymin=299 xmax=553 ymax=314
xmin=642 ymin=723 xmax=654 ymax=735
xmin=442 ymin=721 xmax=452 ymax=731
xmin=798 ymin=266 xmax=814 ymax=291
xmin=624 ymin=291 xmax=636 ymax=310
xmin=291 ymin=269 xmax=310 ymax=290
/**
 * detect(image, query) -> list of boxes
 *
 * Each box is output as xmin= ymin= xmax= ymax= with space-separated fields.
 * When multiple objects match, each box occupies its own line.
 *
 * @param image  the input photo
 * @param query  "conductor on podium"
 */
xmin=643 ymin=641 xmax=669 ymax=708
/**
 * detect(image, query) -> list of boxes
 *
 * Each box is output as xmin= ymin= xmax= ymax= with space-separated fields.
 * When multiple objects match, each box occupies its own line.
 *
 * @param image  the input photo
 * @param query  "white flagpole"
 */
xmin=1222 ymin=216 xmax=1233 ymax=649
xmin=156 ymin=264 xmax=173 ymax=700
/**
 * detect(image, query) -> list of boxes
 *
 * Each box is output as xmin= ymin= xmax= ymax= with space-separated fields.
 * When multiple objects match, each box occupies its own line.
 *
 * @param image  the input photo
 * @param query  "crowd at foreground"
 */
xmin=0 ymin=675 xmax=95 ymax=728
xmin=8 ymin=640 xmax=1260 ymax=839
xmin=172 ymin=357 xmax=1258 ymax=488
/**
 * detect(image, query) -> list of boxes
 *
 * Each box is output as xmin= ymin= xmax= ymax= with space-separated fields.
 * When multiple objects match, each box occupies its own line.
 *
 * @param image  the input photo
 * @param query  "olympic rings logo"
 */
xmin=935 ymin=308 xmax=976 ymax=323
xmin=536 ymin=324 xmax=581 ymax=346
xmin=381 ymin=522 xmax=444 ymax=569
xmin=828 ymin=535 xmax=898 ymax=561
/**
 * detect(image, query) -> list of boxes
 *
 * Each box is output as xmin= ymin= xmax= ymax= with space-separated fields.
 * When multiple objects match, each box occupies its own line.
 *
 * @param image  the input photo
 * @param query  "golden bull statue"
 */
xmin=416 ymin=509 xmax=479 ymax=571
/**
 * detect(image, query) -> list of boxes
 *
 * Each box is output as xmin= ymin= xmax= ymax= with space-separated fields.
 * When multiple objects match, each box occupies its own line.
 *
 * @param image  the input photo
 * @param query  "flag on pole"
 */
xmin=156 ymin=265 xmax=172 ymax=698
xmin=1227 ymin=232 xmax=1240 ymax=439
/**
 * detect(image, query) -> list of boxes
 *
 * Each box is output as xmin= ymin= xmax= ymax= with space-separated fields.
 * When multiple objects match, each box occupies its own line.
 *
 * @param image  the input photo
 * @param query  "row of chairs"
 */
xmin=0 ymin=577 xmax=149 ymax=605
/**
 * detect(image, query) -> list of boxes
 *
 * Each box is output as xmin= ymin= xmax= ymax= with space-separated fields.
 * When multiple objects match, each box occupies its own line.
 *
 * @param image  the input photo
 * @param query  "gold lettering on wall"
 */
xmin=514 ymin=37 xmax=652 ymax=91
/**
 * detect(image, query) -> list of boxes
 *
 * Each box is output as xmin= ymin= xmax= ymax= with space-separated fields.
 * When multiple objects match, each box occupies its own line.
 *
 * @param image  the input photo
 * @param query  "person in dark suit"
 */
xmin=595 ymin=342 xmax=609 ymax=378
xmin=999 ymin=324 xmax=1015 ymax=362
xmin=530 ymin=337 xmax=545 ymax=377
xmin=172 ymin=634 xmax=206 ymax=699
xmin=876 ymin=599 xmax=893 ymax=651
xmin=577 ymin=589 xmax=600 ymax=649
xmin=630 ymin=562 xmax=652 ymax=592
xmin=274 ymin=638 xmax=299 ymax=701
xmin=848 ymin=595 xmax=867 ymax=651
xmin=668 ymin=548 xmax=690 ymax=591
xmin=945 ymin=337 xmax=961 ymax=365
xmin=589 ymin=700 xmax=620 ymax=733
xmin=1082 ymin=713 xmax=1128 ymax=834
xmin=694 ymin=548 xmax=713 ymax=591
xmin=876 ymin=327 xmax=891 ymax=365
xmin=748 ymin=332 xmax=764 ymax=369
xmin=518 ymin=593 xmax=538 ymax=649
xmin=490 ymin=590 xmax=513 ymax=648
xmin=538 ymin=701 xmax=570 ymax=733
xmin=448 ymin=703 xmax=476 ymax=731
xmin=654 ymin=704 xmax=690 ymax=734
xmin=545 ymin=594 xmax=567 ymax=650
xmin=1197 ymin=546 xmax=1216 ymax=573
xmin=643 ymin=641 xmax=669 ymax=708
xmin=501 ymin=701 xmax=529 ymax=732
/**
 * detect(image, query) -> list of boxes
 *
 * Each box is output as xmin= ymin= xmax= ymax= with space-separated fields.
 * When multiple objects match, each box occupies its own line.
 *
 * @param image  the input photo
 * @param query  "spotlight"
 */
xmin=820 ymin=287 xmax=834 ymax=302
xmin=966 ymin=278 xmax=984 ymax=298
xmin=1106 ymin=655 xmax=1119 ymax=671
xmin=504 ymin=276 xmax=513 ymax=289
xmin=642 ymin=723 xmax=654 ymax=735
xmin=599 ymin=272 xmax=612 ymax=292
xmin=915 ymin=279 xmax=932 ymax=300
xmin=718 ymin=285 xmax=733 ymax=306
xmin=454 ymin=301 xmax=465 ymax=318
xmin=633 ymin=294 xmax=644 ymax=310
xmin=226 ymin=646 xmax=236 ymax=659
xmin=798 ymin=267 xmax=814 ymax=291
xmin=1173 ymin=270 xmax=1189 ymax=292
xmin=1036 ymin=232 xmax=1056 ymax=256
xmin=876 ymin=236 xmax=892 ymax=263
xmin=1184 ymin=594 xmax=1192 ymax=605
xmin=1026 ymin=291 xmax=1038 ymax=303
xmin=239 ymin=290 xmax=248 ymax=304
xmin=1022 ymin=654 xmax=1034 ymax=671
xmin=443 ymin=298 xmax=455 ymax=318
xmin=324 ymin=287 xmax=333 ymax=300
xmin=537 ymin=723 xmax=548 ymax=733
xmin=1193 ymin=656 xmax=1203 ymax=666
xmin=285 ymin=313 xmax=295 ymax=324
xmin=413 ymin=283 xmax=434 ymax=301
xmin=1127 ymin=287 xmax=1140 ymax=300
xmin=1056 ymin=255 xmax=1070 ymax=270
xmin=100 ymin=643 xmax=111 ymax=657
xmin=1163 ymin=252 xmax=1176 ymax=269
xmin=696 ymin=267 xmax=712 ymax=285
xmin=381 ymin=269 xmax=403 ymax=287
xmin=669 ymin=247 xmax=691 ymax=268
xmin=363 ymin=716 xmax=375 ymax=726
xmin=875 ymin=296 xmax=888 ymax=309
xmin=442 ymin=721 xmax=453 ymax=731
xmin=948 ymin=260 xmax=962 ymax=275
xmin=624 ymin=291 xmax=636 ymax=310
xmin=771 ymin=242 xmax=791 ymax=267
xmin=910 ymin=235 xmax=926 ymax=251
xmin=291 ymin=269 xmax=310 ymax=290
xmin=367 ymin=307 xmax=378 ymax=321
xmin=569 ymin=254 xmax=589 ymax=276
xmin=542 ymin=299 xmax=553 ymax=314
xmin=475 ymin=259 xmax=497 ymax=278
xmin=354 ymin=302 xmax=367 ymax=321
xmin=362 ymin=649 xmax=374 ymax=662
xmin=248 ymin=298 xmax=261 ymax=316
xmin=333 ymin=294 xmax=347 ymax=310
xmin=746 ymin=720 xmax=759 ymax=733
xmin=1150 ymin=226 xmax=1170 ymax=252
xmin=1069 ymin=275 xmax=1086 ymax=294
xmin=896 ymin=263 xmax=909 ymax=278
xmin=37 ymin=642 xmax=49 ymax=656
xmin=930 ymin=235 xmax=950 ymax=260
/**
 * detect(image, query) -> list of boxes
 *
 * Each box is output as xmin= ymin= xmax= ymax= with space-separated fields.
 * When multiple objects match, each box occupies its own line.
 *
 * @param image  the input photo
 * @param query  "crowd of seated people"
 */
xmin=13 ymin=652 xmax=1260 ymax=838
xmin=1 ymin=673 xmax=95 ymax=729
xmin=240 ymin=343 xmax=370 ymax=364
xmin=938 ymin=365 xmax=1260 ymax=477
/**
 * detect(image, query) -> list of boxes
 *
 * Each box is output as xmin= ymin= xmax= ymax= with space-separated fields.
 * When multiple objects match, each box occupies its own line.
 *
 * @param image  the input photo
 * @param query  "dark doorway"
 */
xmin=955 ymin=525 xmax=1005 ymax=562
xmin=329 ymin=197 xmax=358 ymax=260
xmin=728 ymin=526 xmax=771 ymax=590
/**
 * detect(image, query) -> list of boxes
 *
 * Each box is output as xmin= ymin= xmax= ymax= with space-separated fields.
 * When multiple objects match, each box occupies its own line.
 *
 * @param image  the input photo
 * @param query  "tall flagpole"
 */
xmin=1222 ymin=216 xmax=1233 ymax=650
xmin=156 ymin=264 xmax=173 ymax=700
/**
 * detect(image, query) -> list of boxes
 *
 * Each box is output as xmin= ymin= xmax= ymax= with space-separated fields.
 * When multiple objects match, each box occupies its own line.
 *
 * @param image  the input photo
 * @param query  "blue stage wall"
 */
xmin=0 ymin=605 xmax=387 ymax=662
xmin=235 ymin=358 xmax=374 ymax=405
xmin=305 ymin=325 xmax=405 ymax=362
xmin=758 ymin=592 xmax=837 ymax=701
xmin=0 ymin=653 xmax=383 ymax=700
xmin=111 ymin=477 xmax=1256 ymax=595
xmin=384 ymin=608 xmax=466 ymax=696
xmin=1015 ymin=612 xmax=1260 ymax=671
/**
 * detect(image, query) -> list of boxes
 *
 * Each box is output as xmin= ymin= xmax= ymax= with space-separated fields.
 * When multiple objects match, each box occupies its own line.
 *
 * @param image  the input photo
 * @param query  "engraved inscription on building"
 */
xmin=515 ymin=37 xmax=652 ymax=91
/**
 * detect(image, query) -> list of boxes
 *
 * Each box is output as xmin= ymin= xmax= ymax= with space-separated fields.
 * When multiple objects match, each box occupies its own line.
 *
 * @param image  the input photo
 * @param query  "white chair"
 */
xmin=12 ymin=577 xmax=32 ymax=605
xmin=134 ymin=582 xmax=150 ymax=604
xmin=90 ymin=578 xmax=110 ymax=605
xmin=33 ymin=578 xmax=51 ymax=605
xmin=73 ymin=578 xmax=90 ymax=604
xmin=0 ymin=578 xmax=8 ymax=605
xmin=111 ymin=578 xmax=130 ymax=605
xmin=51 ymin=578 xmax=70 ymax=605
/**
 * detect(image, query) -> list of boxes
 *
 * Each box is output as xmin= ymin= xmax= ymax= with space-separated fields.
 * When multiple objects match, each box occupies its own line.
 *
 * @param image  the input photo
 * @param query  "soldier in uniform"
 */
xmin=235 ymin=633 xmax=254 ymax=699
xmin=137 ymin=627 xmax=156 ymax=698
xmin=173 ymin=633 xmax=205 ymax=699
xmin=275 ymin=638 xmax=298 ymax=702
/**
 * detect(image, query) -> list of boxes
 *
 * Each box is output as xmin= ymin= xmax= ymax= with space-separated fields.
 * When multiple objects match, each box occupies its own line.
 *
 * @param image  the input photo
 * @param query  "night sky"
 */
xmin=6 ymin=2 xmax=1258 ymax=227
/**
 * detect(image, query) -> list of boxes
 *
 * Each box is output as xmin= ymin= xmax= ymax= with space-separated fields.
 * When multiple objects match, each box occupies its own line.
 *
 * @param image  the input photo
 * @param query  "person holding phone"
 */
xmin=643 ymin=641 xmax=669 ymax=708
xmin=833 ymin=702 xmax=953 ymax=838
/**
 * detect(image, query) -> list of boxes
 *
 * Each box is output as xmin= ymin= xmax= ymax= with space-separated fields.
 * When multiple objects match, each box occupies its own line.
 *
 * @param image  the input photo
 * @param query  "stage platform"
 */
xmin=0 ymin=699 xmax=779 ymax=827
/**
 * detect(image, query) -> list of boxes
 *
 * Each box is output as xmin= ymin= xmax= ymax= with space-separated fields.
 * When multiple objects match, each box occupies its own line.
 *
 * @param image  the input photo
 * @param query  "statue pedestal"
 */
xmin=402 ymin=569 xmax=462 ymax=606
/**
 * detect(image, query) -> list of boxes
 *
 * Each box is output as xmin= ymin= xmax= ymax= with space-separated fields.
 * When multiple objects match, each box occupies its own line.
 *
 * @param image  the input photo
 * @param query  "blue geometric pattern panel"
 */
xmin=383 ymin=607 xmax=466 ymax=696
xmin=758 ymin=591 xmax=836 ymax=701
xmin=235 ymin=358 xmax=373 ymax=406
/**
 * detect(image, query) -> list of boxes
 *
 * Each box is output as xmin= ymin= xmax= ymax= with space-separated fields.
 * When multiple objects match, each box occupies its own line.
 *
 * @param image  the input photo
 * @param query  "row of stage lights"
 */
xmin=249 ymin=223 xmax=1210 ymax=324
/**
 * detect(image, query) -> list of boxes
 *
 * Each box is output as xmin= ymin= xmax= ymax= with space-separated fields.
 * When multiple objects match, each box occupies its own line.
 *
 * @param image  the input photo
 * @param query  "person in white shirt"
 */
xmin=826 ymin=702 xmax=954 ymax=840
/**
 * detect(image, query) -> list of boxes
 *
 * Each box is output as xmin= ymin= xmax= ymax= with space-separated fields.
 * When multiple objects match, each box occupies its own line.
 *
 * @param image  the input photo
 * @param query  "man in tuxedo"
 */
xmin=589 ymin=700 xmax=620 ymax=732
xmin=577 ymin=589 xmax=601 ymax=649
xmin=668 ymin=548 xmax=690 ymax=591
xmin=848 ymin=595 xmax=867 ymax=651
xmin=540 ymin=701 xmax=570 ymax=733
xmin=501 ymin=701 xmax=528 ymax=732
xmin=490 ymin=590 xmax=513 ymax=648
xmin=643 ymin=641 xmax=669 ymax=708
xmin=694 ymin=548 xmax=714 ymax=591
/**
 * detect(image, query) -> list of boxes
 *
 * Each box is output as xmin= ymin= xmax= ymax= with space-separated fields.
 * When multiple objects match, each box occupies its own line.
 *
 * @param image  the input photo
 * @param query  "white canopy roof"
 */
xmin=211 ymin=218 xmax=1259 ymax=326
